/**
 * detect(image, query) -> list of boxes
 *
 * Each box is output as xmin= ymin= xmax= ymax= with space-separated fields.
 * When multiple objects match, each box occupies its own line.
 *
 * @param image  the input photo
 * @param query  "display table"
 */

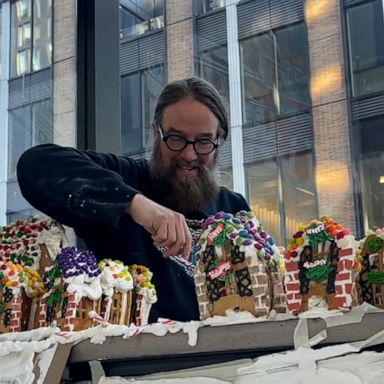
xmin=56 ymin=312 xmax=384 ymax=382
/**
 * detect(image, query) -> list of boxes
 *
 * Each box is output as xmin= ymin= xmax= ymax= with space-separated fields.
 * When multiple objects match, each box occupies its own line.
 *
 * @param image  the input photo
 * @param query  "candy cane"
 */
xmin=127 ymin=326 xmax=144 ymax=337
xmin=158 ymin=318 xmax=176 ymax=325
xmin=55 ymin=331 xmax=72 ymax=339
xmin=88 ymin=310 xmax=110 ymax=328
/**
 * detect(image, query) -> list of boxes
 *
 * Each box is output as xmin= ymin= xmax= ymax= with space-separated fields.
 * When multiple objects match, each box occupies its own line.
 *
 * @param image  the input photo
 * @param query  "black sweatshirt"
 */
xmin=17 ymin=144 xmax=250 ymax=322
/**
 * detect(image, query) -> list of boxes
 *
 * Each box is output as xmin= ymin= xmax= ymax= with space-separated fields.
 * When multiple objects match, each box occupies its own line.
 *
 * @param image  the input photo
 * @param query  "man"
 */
xmin=17 ymin=77 xmax=250 ymax=322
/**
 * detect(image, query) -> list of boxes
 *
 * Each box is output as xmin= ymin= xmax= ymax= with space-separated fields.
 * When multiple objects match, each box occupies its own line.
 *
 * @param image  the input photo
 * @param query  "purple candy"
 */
xmin=214 ymin=212 xmax=224 ymax=220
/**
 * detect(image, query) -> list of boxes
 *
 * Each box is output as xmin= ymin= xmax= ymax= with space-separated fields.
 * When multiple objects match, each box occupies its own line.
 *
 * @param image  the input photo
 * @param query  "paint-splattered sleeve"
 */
xmin=17 ymin=143 xmax=144 ymax=228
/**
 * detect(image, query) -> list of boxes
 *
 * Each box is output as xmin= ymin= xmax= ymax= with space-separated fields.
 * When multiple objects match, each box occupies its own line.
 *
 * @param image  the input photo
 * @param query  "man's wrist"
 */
xmin=125 ymin=193 xmax=141 ymax=215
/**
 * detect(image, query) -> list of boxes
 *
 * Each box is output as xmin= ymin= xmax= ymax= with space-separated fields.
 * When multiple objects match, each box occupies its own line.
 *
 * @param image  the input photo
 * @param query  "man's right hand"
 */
xmin=127 ymin=194 xmax=192 ymax=260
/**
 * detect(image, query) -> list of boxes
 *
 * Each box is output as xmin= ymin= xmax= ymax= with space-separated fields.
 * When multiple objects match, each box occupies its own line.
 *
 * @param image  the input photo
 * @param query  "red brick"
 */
xmin=70 ymin=317 xmax=76 ymax=324
xmin=38 ymin=314 xmax=46 ymax=321
xmin=344 ymin=283 xmax=353 ymax=294
xmin=286 ymin=283 xmax=300 ymax=292
xmin=12 ymin=304 xmax=21 ymax=311
xmin=335 ymin=285 xmax=343 ymax=295
xmin=294 ymin=293 xmax=303 ymax=301
xmin=336 ymin=272 xmax=351 ymax=281
xmin=286 ymin=262 xmax=299 ymax=272
xmin=343 ymin=260 xmax=353 ymax=270
xmin=69 ymin=302 xmax=76 ymax=308
xmin=332 ymin=296 xmax=347 ymax=308
xmin=287 ymin=302 xmax=301 ymax=312
xmin=10 ymin=319 xmax=19 ymax=327
xmin=337 ymin=261 xmax=344 ymax=271
xmin=293 ymin=272 xmax=299 ymax=281
xmin=286 ymin=293 xmax=294 ymax=300
xmin=339 ymin=248 xmax=353 ymax=257
xmin=68 ymin=293 xmax=76 ymax=301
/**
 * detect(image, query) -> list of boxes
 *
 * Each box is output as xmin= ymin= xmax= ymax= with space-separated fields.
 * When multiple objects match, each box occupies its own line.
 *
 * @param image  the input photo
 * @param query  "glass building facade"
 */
xmin=0 ymin=0 xmax=383 ymax=247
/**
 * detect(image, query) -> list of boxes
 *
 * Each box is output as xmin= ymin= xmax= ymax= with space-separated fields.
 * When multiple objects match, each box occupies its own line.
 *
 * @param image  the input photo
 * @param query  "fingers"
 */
xmin=181 ymin=219 xmax=192 ymax=260
xmin=153 ymin=213 xmax=191 ymax=258
xmin=128 ymin=195 xmax=192 ymax=260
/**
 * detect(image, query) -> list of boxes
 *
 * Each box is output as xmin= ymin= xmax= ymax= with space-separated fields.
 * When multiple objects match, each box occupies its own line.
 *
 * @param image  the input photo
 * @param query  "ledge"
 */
xmin=66 ymin=312 xmax=384 ymax=378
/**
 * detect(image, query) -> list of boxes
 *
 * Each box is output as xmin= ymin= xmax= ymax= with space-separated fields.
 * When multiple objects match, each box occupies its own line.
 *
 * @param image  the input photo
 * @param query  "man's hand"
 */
xmin=127 ymin=194 xmax=192 ymax=260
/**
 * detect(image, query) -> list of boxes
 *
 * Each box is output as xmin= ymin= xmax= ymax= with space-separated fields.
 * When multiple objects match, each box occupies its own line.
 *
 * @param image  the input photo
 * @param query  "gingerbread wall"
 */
xmin=195 ymin=252 xmax=286 ymax=319
xmin=285 ymin=247 xmax=355 ymax=313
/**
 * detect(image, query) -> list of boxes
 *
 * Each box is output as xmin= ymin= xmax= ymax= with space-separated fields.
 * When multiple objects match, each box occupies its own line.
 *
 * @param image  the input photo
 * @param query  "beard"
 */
xmin=149 ymin=140 xmax=220 ymax=213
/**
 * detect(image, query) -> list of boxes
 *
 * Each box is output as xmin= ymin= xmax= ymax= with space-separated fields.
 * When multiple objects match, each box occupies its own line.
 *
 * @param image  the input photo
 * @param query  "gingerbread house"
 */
xmin=37 ymin=247 xmax=103 ymax=331
xmin=0 ymin=217 xmax=67 ymax=275
xmin=194 ymin=211 xmax=286 ymax=320
xmin=129 ymin=264 xmax=157 ymax=326
xmin=284 ymin=217 xmax=357 ymax=313
xmin=358 ymin=230 xmax=384 ymax=308
xmin=98 ymin=259 xmax=134 ymax=325
xmin=0 ymin=261 xmax=44 ymax=333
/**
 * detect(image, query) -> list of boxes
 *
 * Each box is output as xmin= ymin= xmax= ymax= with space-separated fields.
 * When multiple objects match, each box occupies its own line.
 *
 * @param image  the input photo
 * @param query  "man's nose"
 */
xmin=180 ymin=142 xmax=198 ymax=161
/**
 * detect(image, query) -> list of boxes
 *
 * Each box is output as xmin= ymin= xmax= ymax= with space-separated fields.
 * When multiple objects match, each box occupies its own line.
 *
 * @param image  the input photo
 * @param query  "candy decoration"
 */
xmin=57 ymin=247 xmax=101 ymax=280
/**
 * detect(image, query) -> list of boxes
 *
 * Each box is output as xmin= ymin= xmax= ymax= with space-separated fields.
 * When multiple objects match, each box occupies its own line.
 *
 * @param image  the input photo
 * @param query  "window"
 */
xmin=246 ymin=150 xmax=317 ymax=244
xmin=346 ymin=0 xmax=384 ymax=97
xmin=280 ymin=151 xmax=317 ymax=240
xmin=355 ymin=116 xmax=384 ymax=231
xmin=8 ymin=99 xmax=52 ymax=180
xmin=121 ymin=65 xmax=165 ymax=154
xmin=198 ymin=46 xmax=229 ymax=102
xmin=10 ymin=0 xmax=52 ymax=78
xmin=198 ymin=0 xmax=226 ymax=14
xmin=120 ymin=0 xmax=164 ymax=40
xmin=240 ymin=23 xmax=310 ymax=125
xmin=0 ymin=5 xmax=3 ymax=79
xmin=246 ymin=160 xmax=281 ymax=242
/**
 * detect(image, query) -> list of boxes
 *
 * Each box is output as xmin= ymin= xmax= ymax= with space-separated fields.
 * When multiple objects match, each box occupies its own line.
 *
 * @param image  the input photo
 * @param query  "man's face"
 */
xmin=149 ymin=96 xmax=221 ymax=212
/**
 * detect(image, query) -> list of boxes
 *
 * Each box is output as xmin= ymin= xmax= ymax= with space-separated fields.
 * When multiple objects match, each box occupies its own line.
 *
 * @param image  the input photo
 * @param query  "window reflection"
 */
xmin=356 ymin=116 xmax=384 ymax=231
xmin=8 ymin=105 xmax=31 ymax=180
xmin=281 ymin=151 xmax=317 ymax=241
xmin=246 ymin=160 xmax=281 ymax=242
xmin=240 ymin=23 xmax=310 ymax=125
xmin=346 ymin=0 xmax=384 ymax=97
xmin=33 ymin=0 xmax=52 ymax=71
xmin=121 ymin=65 xmax=165 ymax=154
xmin=198 ymin=0 xmax=226 ymax=14
xmin=8 ymin=99 xmax=52 ymax=180
xmin=120 ymin=0 xmax=164 ymax=39
xmin=246 ymin=150 xmax=317 ymax=244
xmin=199 ymin=46 xmax=229 ymax=102
xmin=142 ymin=65 xmax=165 ymax=149
xmin=121 ymin=72 xmax=142 ymax=153
xmin=10 ymin=0 xmax=51 ymax=77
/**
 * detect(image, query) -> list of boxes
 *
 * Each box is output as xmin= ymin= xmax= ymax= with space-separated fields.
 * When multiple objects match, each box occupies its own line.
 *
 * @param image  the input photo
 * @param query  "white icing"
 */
xmin=37 ymin=221 xmax=68 ymax=261
xmin=99 ymin=260 xmax=134 ymax=296
xmin=64 ymin=274 xmax=103 ymax=303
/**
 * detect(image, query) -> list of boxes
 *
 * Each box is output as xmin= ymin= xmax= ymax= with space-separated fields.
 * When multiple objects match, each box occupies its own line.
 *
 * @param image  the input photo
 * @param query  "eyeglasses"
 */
xmin=158 ymin=125 xmax=220 ymax=155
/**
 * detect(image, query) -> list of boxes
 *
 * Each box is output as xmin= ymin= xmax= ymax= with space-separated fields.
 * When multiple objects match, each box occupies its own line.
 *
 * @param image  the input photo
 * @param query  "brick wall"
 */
xmin=166 ymin=0 xmax=195 ymax=81
xmin=304 ymin=0 xmax=356 ymax=233
xmin=53 ymin=0 xmax=77 ymax=147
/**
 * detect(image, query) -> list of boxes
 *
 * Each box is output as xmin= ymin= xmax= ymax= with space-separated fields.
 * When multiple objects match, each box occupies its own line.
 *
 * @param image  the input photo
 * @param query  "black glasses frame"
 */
xmin=158 ymin=125 xmax=220 ymax=155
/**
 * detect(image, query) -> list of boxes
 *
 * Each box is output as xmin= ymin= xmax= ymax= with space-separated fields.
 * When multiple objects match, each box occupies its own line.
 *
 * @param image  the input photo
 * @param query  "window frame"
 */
xmin=9 ymin=0 xmax=52 ymax=79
